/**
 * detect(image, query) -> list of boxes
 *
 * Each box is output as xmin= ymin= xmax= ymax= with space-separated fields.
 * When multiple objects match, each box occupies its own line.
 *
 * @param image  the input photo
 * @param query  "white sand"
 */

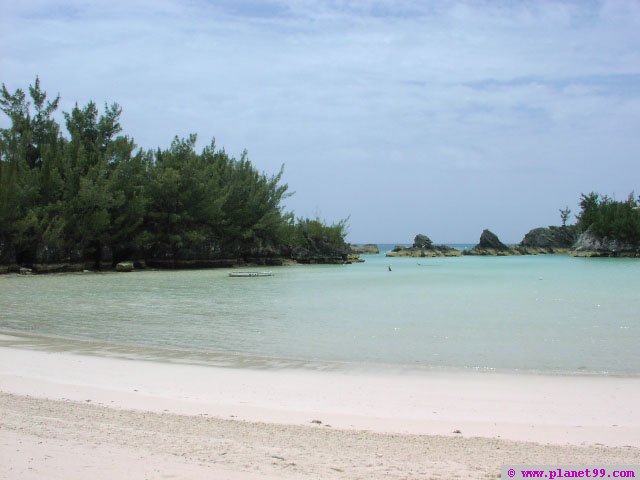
xmin=1 ymin=341 xmax=639 ymax=479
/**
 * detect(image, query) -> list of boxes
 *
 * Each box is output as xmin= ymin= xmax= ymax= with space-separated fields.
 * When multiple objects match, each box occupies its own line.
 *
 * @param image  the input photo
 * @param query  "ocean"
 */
xmin=1 ymin=247 xmax=638 ymax=375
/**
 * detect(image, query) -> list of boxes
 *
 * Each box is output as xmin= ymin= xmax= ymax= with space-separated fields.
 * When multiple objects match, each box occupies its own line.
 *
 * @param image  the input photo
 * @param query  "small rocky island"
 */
xmin=386 ymin=234 xmax=462 ymax=257
xmin=462 ymin=227 xmax=574 ymax=256
xmin=463 ymin=224 xmax=640 ymax=258
xmin=348 ymin=244 xmax=380 ymax=255
xmin=385 ymin=192 xmax=640 ymax=259
xmin=463 ymin=226 xmax=579 ymax=256
xmin=464 ymin=229 xmax=515 ymax=256
xmin=519 ymin=226 xmax=577 ymax=254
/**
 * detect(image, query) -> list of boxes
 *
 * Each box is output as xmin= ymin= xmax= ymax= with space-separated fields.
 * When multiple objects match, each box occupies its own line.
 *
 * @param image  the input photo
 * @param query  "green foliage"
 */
xmin=0 ymin=77 xmax=62 ymax=259
xmin=285 ymin=217 xmax=349 ymax=255
xmin=559 ymin=206 xmax=571 ymax=227
xmin=0 ymin=78 xmax=347 ymax=266
xmin=576 ymin=191 xmax=640 ymax=243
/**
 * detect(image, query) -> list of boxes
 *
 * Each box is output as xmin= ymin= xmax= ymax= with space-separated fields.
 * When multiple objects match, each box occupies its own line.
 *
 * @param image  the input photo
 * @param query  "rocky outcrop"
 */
xmin=30 ymin=262 xmax=85 ymax=273
xmin=572 ymin=229 xmax=640 ymax=257
xmin=413 ymin=234 xmax=432 ymax=249
xmin=465 ymin=229 xmax=520 ymax=256
xmin=347 ymin=253 xmax=365 ymax=263
xmin=145 ymin=258 xmax=242 ymax=269
xmin=285 ymin=232 xmax=352 ymax=264
xmin=519 ymin=226 xmax=576 ymax=253
xmin=144 ymin=241 xmax=289 ymax=268
xmin=115 ymin=261 xmax=134 ymax=272
xmin=478 ymin=229 xmax=508 ymax=250
xmin=290 ymin=245 xmax=350 ymax=264
xmin=349 ymin=244 xmax=380 ymax=255
xmin=386 ymin=234 xmax=462 ymax=258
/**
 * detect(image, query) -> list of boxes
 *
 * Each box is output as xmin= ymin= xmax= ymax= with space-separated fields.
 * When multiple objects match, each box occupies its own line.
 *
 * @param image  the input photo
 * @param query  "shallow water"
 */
xmin=1 ymin=250 xmax=639 ymax=374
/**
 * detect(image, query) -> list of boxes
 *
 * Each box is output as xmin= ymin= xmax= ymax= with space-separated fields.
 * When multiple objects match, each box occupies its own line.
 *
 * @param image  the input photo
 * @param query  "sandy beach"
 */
xmin=1 ymin=339 xmax=639 ymax=479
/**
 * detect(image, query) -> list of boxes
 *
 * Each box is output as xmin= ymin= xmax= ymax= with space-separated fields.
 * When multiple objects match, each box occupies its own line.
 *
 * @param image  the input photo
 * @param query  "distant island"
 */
xmin=0 ymin=79 xmax=350 ymax=274
xmin=387 ymin=192 xmax=640 ymax=259
xmin=386 ymin=234 xmax=462 ymax=257
xmin=463 ymin=227 xmax=577 ymax=256
xmin=348 ymin=244 xmax=380 ymax=255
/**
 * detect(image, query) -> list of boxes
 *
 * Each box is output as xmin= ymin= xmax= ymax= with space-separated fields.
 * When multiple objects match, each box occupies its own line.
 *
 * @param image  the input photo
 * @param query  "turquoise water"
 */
xmin=1 ymin=250 xmax=639 ymax=374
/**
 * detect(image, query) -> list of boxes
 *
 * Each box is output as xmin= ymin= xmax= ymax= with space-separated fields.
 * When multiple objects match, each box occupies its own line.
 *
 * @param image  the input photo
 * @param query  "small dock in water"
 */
xmin=228 ymin=271 xmax=273 ymax=278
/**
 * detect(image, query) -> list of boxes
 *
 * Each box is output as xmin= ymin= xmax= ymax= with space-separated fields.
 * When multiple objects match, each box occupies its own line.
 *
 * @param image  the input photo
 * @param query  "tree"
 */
xmin=575 ymin=191 xmax=640 ymax=243
xmin=576 ymin=192 xmax=599 ymax=232
xmin=559 ymin=206 xmax=571 ymax=227
xmin=0 ymin=78 xmax=63 ymax=262
xmin=1 ymin=79 xmax=347 ymax=269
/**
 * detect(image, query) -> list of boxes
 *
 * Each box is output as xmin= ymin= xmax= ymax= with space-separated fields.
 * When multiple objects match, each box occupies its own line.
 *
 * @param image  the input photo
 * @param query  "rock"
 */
xmin=291 ymin=246 xmax=311 ymax=259
xmin=571 ymin=229 xmax=640 ymax=257
xmin=146 ymin=258 xmax=242 ymax=268
xmin=386 ymin=234 xmax=462 ymax=257
xmin=520 ymin=226 xmax=576 ymax=249
xmin=349 ymin=244 xmax=379 ymax=254
xmin=465 ymin=229 xmax=519 ymax=256
xmin=413 ymin=234 xmax=433 ymax=249
xmin=264 ymin=257 xmax=284 ymax=266
xmin=386 ymin=247 xmax=462 ymax=258
xmin=31 ymin=263 xmax=84 ymax=273
xmin=515 ymin=246 xmax=566 ymax=255
xmin=115 ymin=261 xmax=134 ymax=272
xmin=290 ymin=241 xmax=350 ymax=264
xmin=478 ymin=229 xmax=508 ymax=250
xmin=346 ymin=254 xmax=365 ymax=263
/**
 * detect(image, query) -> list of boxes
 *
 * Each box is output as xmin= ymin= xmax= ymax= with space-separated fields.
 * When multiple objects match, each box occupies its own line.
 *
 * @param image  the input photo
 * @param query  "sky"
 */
xmin=1 ymin=0 xmax=639 ymax=243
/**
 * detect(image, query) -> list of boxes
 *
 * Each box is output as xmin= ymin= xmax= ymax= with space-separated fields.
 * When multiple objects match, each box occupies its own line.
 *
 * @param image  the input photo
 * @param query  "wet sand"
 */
xmin=1 ymin=342 xmax=639 ymax=479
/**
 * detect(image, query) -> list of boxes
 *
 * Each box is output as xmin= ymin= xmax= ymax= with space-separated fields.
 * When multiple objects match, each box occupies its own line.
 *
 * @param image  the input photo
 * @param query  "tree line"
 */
xmin=0 ymin=78 xmax=347 ymax=269
xmin=576 ymin=192 xmax=640 ymax=243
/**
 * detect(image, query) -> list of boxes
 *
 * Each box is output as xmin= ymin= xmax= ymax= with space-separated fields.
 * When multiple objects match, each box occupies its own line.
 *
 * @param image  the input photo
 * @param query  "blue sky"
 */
xmin=1 ymin=0 xmax=639 ymax=243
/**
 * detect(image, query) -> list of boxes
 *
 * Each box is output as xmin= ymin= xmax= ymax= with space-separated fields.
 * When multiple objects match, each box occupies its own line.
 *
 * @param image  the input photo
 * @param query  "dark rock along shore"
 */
xmin=385 ymin=234 xmax=462 ymax=257
xmin=0 ymin=240 xmax=354 ymax=274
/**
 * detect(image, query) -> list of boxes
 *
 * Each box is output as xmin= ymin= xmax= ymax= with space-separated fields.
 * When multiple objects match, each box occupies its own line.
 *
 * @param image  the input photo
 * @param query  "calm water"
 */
xmin=1 ymin=249 xmax=639 ymax=374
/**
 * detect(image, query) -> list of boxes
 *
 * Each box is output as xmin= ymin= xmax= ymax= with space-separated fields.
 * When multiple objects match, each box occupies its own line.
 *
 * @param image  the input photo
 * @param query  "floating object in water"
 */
xmin=228 ymin=271 xmax=273 ymax=277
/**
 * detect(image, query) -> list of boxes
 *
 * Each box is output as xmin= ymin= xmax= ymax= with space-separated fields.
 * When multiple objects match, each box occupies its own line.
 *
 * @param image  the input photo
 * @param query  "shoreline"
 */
xmin=2 ymin=343 xmax=639 ymax=479
xmin=0 ymin=256 xmax=350 ymax=275
xmin=1 ymin=343 xmax=639 ymax=447
xmin=1 ymin=330 xmax=639 ymax=378
xmin=3 ymin=249 xmax=639 ymax=277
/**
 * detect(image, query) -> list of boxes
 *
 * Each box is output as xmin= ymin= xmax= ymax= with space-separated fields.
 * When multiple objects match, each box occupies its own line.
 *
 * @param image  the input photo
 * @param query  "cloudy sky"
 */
xmin=2 ymin=0 xmax=639 ymax=243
